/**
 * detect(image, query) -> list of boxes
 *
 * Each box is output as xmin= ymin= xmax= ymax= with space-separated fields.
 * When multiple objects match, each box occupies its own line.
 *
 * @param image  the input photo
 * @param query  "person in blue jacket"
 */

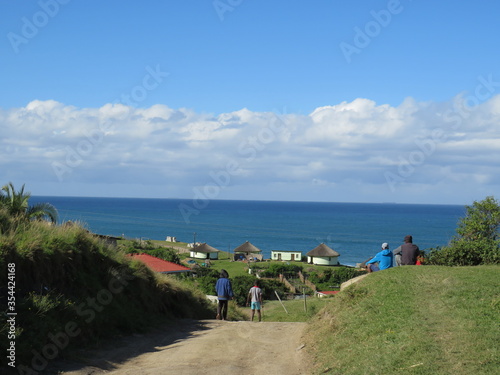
xmin=215 ymin=269 xmax=234 ymax=320
xmin=366 ymin=243 xmax=393 ymax=272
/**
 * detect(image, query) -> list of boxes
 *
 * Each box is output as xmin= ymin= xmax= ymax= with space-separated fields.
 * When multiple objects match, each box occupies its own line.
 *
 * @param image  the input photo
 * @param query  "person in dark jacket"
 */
xmin=215 ymin=269 xmax=233 ymax=320
xmin=393 ymin=235 xmax=420 ymax=265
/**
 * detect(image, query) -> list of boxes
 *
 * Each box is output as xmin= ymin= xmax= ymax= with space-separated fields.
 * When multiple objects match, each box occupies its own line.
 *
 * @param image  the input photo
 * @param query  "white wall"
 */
xmin=307 ymin=256 xmax=339 ymax=266
xmin=271 ymin=251 xmax=302 ymax=261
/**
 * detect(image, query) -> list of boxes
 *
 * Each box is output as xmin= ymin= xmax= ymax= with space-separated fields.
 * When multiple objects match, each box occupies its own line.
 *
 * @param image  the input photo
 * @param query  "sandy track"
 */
xmin=56 ymin=320 xmax=310 ymax=375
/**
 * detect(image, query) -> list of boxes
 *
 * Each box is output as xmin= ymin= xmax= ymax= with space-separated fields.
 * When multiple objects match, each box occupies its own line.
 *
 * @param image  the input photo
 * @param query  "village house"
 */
xmin=190 ymin=243 xmax=221 ymax=260
xmin=127 ymin=253 xmax=191 ymax=274
xmin=271 ymin=250 xmax=302 ymax=262
xmin=233 ymin=241 xmax=263 ymax=261
xmin=306 ymin=243 xmax=340 ymax=266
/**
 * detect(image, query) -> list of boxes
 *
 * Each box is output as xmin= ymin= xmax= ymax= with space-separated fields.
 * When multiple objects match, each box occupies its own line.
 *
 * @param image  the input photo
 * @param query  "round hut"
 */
xmin=233 ymin=241 xmax=263 ymax=261
xmin=306 ymin=243 xmax=340 ymax=265
xmin=190 ymin=243 xmax=221 ymax=260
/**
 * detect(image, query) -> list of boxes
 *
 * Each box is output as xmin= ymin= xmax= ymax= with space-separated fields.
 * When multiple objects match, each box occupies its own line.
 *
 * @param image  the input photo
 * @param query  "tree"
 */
xmin=0 ymin=182 xmax=58 ymax=223
xmin=427 ymin=196 xmax=500 ymax=265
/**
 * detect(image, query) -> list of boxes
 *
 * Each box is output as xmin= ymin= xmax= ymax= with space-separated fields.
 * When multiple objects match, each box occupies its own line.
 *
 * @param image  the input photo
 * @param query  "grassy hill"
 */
xmin=0 ymin=221 xmax=215 ymax=372
xmin=304 ymin=265 xmax=499 ymax=375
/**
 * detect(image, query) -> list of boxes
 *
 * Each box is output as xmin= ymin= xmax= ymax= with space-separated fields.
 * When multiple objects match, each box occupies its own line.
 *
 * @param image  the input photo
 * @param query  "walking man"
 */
xmin=215 ymin=269 xmax=233 ymax=320
xmin=246 ymin=280 xmax=263 ymax=322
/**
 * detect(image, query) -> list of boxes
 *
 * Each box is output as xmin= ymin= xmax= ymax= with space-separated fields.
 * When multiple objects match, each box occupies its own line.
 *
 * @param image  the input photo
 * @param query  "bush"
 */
xmin=230 ymin=276 xmax=289 ymax=305
xmin=231 ymin=275 xmax=256 ymax=305
xmin=308 ymin=267 xmax=366 ymax=291
xmin=260 ymin=263 xmax=303 ymax=278
xmin=195 ymin=269 xmax=220 ymax=295
xmin=427 ymin=196 xmax=500 ymax=266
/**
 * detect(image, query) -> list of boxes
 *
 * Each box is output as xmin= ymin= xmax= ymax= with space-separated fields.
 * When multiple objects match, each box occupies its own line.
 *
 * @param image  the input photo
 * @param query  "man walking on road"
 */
xmin=215 ymin=269 xmax=233 ymax=320
xmin=246 ymin=280 xmax=263 ymax=322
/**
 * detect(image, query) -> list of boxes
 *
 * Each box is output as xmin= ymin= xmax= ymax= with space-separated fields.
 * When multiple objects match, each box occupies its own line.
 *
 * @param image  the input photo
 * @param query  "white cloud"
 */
xmin=1 ymin=96 xmax=499 ymax=204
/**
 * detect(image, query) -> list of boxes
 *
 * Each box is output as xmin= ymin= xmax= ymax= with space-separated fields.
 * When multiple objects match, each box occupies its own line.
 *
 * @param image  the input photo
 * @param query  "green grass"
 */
xmin=209 ymin=258 xmax=251 ymax=277
xmin=305 ymin=265 xmax=500 ymax=375
xmin=0 ymin=221 xmax=216 ymax=368
xmin=259 ymin=298 xmax=331 ymax=322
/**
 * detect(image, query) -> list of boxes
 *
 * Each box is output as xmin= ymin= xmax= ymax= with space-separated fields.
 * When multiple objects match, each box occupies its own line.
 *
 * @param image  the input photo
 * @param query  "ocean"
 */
xmin=31 ymin=196 xmax=466 ymax=266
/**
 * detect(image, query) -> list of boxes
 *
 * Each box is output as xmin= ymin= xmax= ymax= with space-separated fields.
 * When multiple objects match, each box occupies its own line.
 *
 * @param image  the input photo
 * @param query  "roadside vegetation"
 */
xmin=0 ymin=183 xmax=214 ymax=371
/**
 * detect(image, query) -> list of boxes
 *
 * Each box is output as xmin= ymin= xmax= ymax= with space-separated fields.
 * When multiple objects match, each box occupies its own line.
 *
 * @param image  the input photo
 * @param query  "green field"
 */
xmin=304 ymin=265 xmax=500 ymax=375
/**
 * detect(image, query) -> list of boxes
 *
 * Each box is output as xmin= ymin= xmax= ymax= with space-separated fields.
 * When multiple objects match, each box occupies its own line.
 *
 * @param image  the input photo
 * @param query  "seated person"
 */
xmin=366 ymin=243 xmax=393 ymax=273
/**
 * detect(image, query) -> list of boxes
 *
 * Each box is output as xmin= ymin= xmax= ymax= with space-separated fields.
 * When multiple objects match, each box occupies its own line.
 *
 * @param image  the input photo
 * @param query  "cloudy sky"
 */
xmin=1 ymin=0 xmax=499 ymax=204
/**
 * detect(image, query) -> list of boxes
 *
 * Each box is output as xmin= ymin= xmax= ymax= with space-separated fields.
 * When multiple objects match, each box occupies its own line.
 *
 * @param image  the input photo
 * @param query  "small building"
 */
xmin=316 ymin=291 xmax=339 ymax=298
xmin=233 ymin=241 xmax=263 ymax=261
xmin=127 ymin=253 xmax=191 ymax=274
xmin=271 ymin=250 xmax=302 ymax=262
xmin=190 ymin=243 xmax=221 ymax=260
xmin=165 ymin=236 xmax=177 ymax=242
xmin=306 ymin=243 xmax=340 ymax=266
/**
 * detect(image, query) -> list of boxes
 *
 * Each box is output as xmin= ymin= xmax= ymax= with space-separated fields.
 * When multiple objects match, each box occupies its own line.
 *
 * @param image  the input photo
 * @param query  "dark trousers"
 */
xmin=217 ymin=300 xmax=228 ymax=320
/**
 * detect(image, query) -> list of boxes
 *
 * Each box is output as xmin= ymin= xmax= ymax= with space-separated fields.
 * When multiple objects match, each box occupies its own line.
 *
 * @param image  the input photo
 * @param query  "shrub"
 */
xmin=260 ymin=263 xmax=303 ymax=277
xmin=307 ymin=267 xmax=365 ymax=291
xmin=427 ymin=196 xmax=500 ymax=266
xmin=230 ymin=276 xmax=289 ymax=305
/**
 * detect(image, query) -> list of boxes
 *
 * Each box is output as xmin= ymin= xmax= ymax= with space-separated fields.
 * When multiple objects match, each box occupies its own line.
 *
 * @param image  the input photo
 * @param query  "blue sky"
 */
xmin=1 ymin=0 xmax=500 ymax=204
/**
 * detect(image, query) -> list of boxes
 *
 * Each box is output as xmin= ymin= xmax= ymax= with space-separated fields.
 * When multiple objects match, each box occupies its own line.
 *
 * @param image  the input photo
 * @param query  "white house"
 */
xmin=306 ymin=243 xmax=340 ymax=266
xmin=190 ymin=243 xmax=220 ymax=260
xmin=271 ymin=250 xmax=302 ymax=262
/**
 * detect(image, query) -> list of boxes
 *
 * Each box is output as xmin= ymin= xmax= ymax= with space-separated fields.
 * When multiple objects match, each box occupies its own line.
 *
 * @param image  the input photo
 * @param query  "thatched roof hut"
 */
xmin=306 ymin=243 xmax=340 ymax=265
xmin=233 ymin=241 xmax=263 ymax=261
xmin=190 ymin=243 xmax=221 ymax=260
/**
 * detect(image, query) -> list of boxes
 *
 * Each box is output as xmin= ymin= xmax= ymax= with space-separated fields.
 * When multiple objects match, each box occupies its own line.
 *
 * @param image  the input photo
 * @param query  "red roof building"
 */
xmin=316 ymin=291 xmax=339 ymax=298
xmin=128 ymin=253 xmax=192 ymax=274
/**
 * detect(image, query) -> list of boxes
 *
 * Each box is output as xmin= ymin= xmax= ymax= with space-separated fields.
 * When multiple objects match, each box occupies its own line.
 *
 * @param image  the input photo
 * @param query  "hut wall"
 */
xmin=190 ymin=251 xmax=219 ymax=260
xmin=208 ymin=252 xmax=219 ymax=260
xmin=308 ymin=256 xmax=339 ymax=266
xmin=191 ymin=251 xmax=208 ymax=259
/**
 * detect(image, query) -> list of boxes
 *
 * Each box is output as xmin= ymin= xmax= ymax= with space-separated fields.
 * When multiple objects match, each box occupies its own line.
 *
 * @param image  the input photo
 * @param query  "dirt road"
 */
xmin=56 ymin=320 xmax=310 ymax=375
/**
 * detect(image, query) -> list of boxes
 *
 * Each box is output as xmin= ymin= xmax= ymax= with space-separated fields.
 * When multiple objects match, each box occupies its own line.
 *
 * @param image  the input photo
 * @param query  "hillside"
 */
xmin=19 ymin=265 xmax=499 ymax=375
xmin=304 ymin=265 xmax=499 ymax=374
xmin=0 ymin=221 xmax=215 ymax=373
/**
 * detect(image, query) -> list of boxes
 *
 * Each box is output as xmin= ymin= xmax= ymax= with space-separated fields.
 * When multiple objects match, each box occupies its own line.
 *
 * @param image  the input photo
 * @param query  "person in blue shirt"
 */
xmin=366 ymin=243 xmax=393 ymax=272
xmin=215 ymin=269 xmax=234 ymax=320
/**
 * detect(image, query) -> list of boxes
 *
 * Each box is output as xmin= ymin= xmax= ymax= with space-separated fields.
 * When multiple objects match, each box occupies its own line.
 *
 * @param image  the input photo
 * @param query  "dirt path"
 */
xmin=55 ymin=320 xmax=310 ymax=375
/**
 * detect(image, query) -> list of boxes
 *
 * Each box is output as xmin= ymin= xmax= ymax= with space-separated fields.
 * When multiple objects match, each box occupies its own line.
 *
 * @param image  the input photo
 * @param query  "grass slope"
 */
xmin=0 ymin=222 xmax=215 ymax=371
xmin=305 ymin=266 xmax=499 ymax=375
